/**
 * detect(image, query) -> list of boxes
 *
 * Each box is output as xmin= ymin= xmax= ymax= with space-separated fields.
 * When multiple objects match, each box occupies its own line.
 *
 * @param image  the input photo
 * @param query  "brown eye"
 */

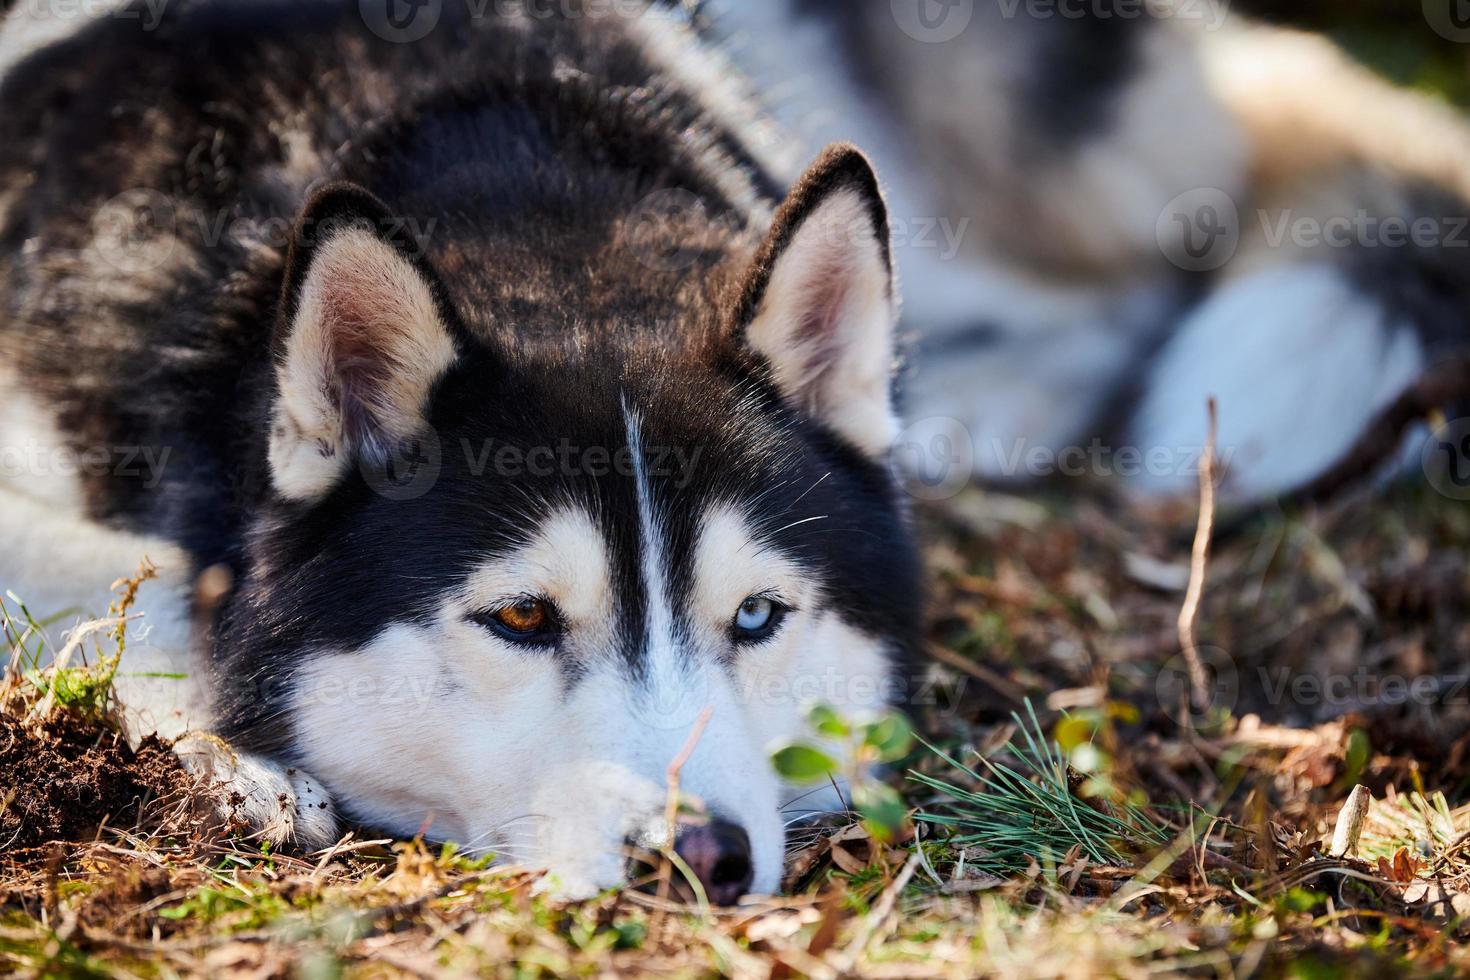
xmin=496 ymin=599 xmax=548 ymax=633
xmin=472 ymin=598 xmax=558 ymax=645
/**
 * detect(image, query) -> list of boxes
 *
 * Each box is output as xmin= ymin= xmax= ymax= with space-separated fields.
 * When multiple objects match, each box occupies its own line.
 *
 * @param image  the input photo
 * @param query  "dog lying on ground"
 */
xmin=4 ymin=0 xmax=1469 ymax=901
xmin=0 ymin=0 xmax=922 ymax=901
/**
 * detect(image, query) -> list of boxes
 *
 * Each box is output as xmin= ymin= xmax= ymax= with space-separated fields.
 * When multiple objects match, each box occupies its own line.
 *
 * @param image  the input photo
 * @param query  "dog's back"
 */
xmin=0 ymin=0 xmax=777 ymax=551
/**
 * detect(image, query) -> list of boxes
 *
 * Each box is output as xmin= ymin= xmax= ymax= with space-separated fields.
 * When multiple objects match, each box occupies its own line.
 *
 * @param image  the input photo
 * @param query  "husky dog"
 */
xmin=712 ymin=1 xmax=1470 ymax=504
xmin=0 ymin=1 xmax=922 ymax=900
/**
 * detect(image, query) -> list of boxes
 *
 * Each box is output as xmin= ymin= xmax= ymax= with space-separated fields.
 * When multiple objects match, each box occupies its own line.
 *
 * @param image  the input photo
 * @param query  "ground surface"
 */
xmin=3 ymin=479 xmax=1469 ymax=978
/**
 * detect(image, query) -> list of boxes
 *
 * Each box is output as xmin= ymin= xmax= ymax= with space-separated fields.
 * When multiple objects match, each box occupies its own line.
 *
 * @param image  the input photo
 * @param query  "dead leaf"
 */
xmin=829 ymin=844 xmax=868 ymax=876
xmin=1391 ymin=847 xmax=1422 ymax=883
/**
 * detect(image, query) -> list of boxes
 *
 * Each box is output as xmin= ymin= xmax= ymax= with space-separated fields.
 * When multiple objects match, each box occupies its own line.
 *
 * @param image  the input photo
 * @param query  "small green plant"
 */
xmin=770 ymin=704 xmax=915 ymax=842
xmin=910 ymin=702 xmax=1170 ymax=876
xmin=1052 ymin=700 xmax=1148 ymax=807
xmin=1 ymin=562 xmax=155 ymax=722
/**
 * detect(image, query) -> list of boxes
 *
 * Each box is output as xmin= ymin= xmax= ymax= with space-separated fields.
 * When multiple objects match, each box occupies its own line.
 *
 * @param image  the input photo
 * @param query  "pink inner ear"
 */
xmin=300 ymin=229 xmax=451 ymax=457
xmin=794 ymin=255 xmax=854 ymax=385
xmin=316 ymin=279 xmax=403 ymax=451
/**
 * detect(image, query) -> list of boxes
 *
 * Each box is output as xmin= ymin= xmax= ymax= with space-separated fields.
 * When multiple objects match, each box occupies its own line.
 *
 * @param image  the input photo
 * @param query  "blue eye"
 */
xmin=733 ymin=596 xmax=786 ymax=642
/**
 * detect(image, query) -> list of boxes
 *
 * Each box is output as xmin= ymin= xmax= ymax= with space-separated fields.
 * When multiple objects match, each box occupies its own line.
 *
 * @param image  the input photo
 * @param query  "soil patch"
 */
xmin=0 ymin=709 xmax=189 ymax=851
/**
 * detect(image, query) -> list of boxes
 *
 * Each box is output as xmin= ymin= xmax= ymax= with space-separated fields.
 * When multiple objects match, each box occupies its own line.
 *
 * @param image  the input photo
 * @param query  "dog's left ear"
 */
xmin=268 ymin=184 xmax=459 ymax=502
xmin=733 ymin=144 xmax=898 ymax=458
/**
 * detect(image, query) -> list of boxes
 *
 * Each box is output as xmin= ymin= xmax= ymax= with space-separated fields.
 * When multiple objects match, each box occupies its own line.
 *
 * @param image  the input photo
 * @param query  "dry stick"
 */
xmin=926 ymin=642 xmax=1027 ymax=705
xmin=1329 ymin=785 xmax=1372 ymax=859
xmin=1177 ymin=397 xmax=1219 ymax=715
xmin=656 ymin=705 xmax=715 ymax=904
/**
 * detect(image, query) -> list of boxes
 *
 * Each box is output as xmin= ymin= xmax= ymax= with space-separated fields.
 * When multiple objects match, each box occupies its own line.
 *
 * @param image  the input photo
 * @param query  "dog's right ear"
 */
xmin=268 ymin=184 xmax=458 ymax=502
xmin=731 ymin=144 xmax=898 ymax=459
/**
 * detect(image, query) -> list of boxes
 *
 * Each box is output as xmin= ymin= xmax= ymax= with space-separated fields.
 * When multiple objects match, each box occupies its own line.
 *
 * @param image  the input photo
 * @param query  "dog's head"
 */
xmin=215 ymin=145 xmax=922 ymax=900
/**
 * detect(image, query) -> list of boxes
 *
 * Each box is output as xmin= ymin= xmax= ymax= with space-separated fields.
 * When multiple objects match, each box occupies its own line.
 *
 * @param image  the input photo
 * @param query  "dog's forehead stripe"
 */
xmin=622 ymin=401 xmax=682 ymax=683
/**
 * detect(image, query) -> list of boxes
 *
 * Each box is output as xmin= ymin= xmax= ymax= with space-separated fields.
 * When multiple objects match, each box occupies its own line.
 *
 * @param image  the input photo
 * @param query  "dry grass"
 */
xmin=3 ymin=482 xmax=1469 ymax=978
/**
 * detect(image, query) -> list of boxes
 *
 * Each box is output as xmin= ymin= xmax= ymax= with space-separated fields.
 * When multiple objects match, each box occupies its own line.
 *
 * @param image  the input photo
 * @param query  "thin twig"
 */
xmin=657 ymin=706 xmax=715 ymax=904
xmin=926 ymin=643 xmax=1027 ymax=704
xmin=1177 ymin=397 xmax=1219 ymax=714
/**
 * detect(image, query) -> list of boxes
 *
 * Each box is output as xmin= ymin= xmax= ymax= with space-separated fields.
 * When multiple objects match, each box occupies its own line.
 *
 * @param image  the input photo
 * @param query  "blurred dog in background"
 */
xmin=710 ymin=0 xmax=1470 ymax=505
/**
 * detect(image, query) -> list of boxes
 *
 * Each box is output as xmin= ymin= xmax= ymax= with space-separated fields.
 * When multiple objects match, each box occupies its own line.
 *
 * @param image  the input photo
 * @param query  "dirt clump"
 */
xmin=0 ymin=709 xmax=190 ymax=851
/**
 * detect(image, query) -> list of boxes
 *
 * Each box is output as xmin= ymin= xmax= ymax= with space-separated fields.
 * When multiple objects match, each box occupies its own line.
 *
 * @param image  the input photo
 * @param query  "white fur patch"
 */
xmin=0 ymin=2 xmax=169 ymax=87
xmin=696 ymin=503 xmax=890 ymax=822
xmin=460 ymin=506 xmax=614 ymax=638
xmin=285 ymin=491 xmax=892 ymax=898
xmin=1071 ymin=20 xmax=1247 ymax=274
xmin=625 ymin=406 xmax=678 ymax=670
xmin=1200 ymin=24 xmax=1470 ymax=205
xmin=0 ymin=367 xmax=88 ymax=515
xmin=1128 ymin=263 xmax=1425 ymax=501
xmin=619 ymin=5 xmax=781 ymax=226
xmin=690 ymin=503 xmax=808 ymax=636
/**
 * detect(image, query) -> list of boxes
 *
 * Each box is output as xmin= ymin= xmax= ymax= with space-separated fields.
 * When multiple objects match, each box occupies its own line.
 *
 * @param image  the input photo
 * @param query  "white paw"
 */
xmin=174 ymin=734 xmax=340 ymax=850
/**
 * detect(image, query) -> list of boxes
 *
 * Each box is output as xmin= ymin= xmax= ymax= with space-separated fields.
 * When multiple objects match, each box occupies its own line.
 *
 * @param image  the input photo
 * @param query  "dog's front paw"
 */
xmin=174 ymin=734 xmax=340 ymax=850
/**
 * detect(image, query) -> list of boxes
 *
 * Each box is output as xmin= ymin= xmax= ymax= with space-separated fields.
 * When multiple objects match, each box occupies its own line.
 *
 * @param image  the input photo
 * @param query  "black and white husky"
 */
xmin=0 ymin=2 xmax=922 ymax=899
xmin=6 ymin=0 xmax=1470 ymax=901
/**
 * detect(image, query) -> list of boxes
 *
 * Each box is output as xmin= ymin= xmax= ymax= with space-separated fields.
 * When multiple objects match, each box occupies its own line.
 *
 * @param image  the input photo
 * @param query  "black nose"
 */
xmin=673 ymin=819 xmax=753 ymax=906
